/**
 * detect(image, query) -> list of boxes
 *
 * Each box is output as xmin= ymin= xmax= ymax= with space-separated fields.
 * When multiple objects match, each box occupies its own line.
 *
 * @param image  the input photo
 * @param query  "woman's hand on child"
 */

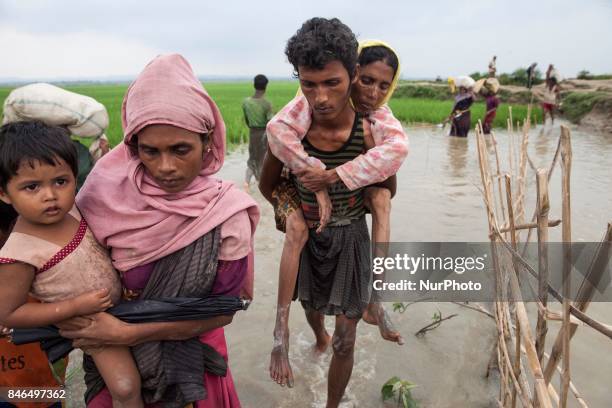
xmin=60 ymin=312 xmax=131 ymax=347
xmin=0 ymin=324 xmax=11 ymax=337
xmin=72 ymin=288 xmax=113 ymax=315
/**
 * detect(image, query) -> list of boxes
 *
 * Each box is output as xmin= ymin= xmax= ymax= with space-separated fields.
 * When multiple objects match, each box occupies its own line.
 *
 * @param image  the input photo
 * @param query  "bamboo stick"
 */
xmin=451 ymin=302 xmax=495 ymax=319
xmin=516 ymin=114 xmax=531 ymax=228
xmin=535 ymin=169 xmax=550 ymax=364
xmin=490 ymin=132 xmax=508 ymax=233
xmin=476 ymin=111 xmax=610 ymax=408
xmin=520 ymin=347 xmax=590 ymax=408
xmin=494 ymin=231 xmax=612 ymax=339
xmin=545 ymin=311 xmax=585 ymax=326
xmin=543 ymin=221 xmax=612 ymax=381
xmin=502 ymin=299 xmax=536 ymax=406
xmin=503 ymin=175 xmax=553 ymax=408
xmin=477 ymin=127 xmax=516 ymax=406
xmin=522 ymin=136 xmax=562 ymax=250
xmin=559 ymin=126 xmax=572 ymax=408
xmin=507 ymin=276 xmax=554 ymax=407
xmin=505 ymin=174 xmax=522 ymax=408
xmin=496 ymin=219 xmax=560 ymax=235
xmin=499 ymin=329 xmax=533 ymax=407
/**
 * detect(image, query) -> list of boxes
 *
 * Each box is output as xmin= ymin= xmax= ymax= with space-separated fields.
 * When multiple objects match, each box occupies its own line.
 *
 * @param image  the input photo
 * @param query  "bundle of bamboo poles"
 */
xmin=475 ymin=108 xmax=612 ymax=408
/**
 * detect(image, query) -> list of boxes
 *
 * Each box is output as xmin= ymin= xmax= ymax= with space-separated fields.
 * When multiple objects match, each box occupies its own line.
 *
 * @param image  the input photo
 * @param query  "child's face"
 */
xmin=353 ymin=60 xmax=395 ymax=112
xmin=0 ymin=157 xmax=76 ymax=225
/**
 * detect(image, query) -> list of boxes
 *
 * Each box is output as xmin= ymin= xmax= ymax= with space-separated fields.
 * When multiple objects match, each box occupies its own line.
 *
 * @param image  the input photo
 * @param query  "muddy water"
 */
xmin=65 ymin=122 xmax=610 ymax=407
xmin=222 ymin=121 xmax=611 ymax=407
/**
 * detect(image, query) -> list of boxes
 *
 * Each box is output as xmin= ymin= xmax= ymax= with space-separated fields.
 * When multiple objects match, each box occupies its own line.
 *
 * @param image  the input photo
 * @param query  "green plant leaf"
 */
xmin=401 ymin=389 xmax=419 ymax=408
xmin=381 ymin=376 xmax=400 ymax=401
xmin=392 ymin=302 xmax=405 ymax=313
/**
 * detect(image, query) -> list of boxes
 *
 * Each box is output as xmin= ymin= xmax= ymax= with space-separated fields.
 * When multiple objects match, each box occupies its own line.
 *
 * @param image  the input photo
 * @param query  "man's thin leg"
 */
xmin=305 ymin=308 xmax=331 ymax=353
xmin=326 ymin=315 xmax=359 ymax=408
xmin=362 ymin=186 xmax=404 ymax=345
xmin=270 ymin=209 xmax=308 ymax=387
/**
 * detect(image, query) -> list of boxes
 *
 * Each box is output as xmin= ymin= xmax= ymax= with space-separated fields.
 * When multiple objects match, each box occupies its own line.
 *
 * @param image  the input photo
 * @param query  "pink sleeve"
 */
xmin=335 ymin=105 xmax=409 ymax=191
xmin=218 ymin=210 xmax=256 ymax=299
xmin=266 ymin=94 xmax=325 ymax=172
xmin=218 ymin=210 xmax=251 ymax=260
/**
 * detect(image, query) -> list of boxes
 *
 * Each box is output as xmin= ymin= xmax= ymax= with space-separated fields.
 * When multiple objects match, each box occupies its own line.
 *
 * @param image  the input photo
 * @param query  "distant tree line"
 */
xmin=469 ymin=68 xmax=544 ymax=86
xmin=576 ymin=70 xmax=612 ymax=80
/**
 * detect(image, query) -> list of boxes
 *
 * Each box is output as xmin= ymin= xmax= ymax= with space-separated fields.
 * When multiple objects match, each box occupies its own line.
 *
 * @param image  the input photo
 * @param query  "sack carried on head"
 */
xmin=2 ymin=83 xmax=109 ymax=138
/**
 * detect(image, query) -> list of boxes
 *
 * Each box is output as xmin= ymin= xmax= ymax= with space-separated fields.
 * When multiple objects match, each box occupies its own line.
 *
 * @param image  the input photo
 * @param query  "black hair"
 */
xmin=358 ymin=45 xmax=399 ymax=77
xmin=0 ymin=121 xmax=77 ymax=190
xmin=0 ymin=121 xmax=78 ymax=233
xmin=285 ymin=17 xmax=358 ymax=79
xmin=254 ymin=74 xmax=269 ymax=90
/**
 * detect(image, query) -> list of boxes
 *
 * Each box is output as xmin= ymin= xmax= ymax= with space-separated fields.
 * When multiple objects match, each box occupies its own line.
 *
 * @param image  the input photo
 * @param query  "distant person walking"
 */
xmin=488 ymin=55 xmax=497 ymax=78
xmin=526 ymin=62 xmax=538 ymax=89
xmin=546 ymin=64 xmax=561 ymax=83
xmin=243 ymin=74 xmax=273 ymax=188
xmin=542 ymin=76 xmax=560 ymax=124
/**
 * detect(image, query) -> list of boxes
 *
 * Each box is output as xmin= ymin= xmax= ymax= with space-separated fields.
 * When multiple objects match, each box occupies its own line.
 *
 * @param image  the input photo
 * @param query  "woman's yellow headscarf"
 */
xmin=357 ymin=39 xmax=401 ymax=108
xmin=295 ymin=39 xmax=401 ymax=110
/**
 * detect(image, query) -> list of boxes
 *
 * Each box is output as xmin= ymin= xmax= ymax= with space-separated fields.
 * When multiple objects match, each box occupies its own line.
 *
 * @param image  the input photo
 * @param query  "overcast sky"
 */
xmin=1 ymin=0 xmax=611 ymax=81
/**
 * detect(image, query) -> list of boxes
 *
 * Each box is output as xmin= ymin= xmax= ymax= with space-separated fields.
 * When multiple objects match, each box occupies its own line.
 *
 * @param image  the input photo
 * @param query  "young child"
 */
xmin=0 ymin=121 xmax=143 ymax=408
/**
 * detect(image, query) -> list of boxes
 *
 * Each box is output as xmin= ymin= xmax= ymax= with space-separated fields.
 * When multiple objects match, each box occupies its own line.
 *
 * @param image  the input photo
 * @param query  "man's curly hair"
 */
xmin=285 ymin=17 xmax=358 ymax=79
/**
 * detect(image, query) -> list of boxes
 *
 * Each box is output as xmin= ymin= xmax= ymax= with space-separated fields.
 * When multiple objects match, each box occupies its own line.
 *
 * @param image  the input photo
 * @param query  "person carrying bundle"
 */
xmin=446 ymin=76 xmax=475 ymax=137
xmin=2 ymin=83 xmax=111 ymax=189
xmin=474 ymin=77 xmax=501 ymax=134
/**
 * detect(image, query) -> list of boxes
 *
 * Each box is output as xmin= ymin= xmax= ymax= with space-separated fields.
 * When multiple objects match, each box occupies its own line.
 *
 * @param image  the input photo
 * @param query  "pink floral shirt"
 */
xmin=266 ymin=94 xmax=409 ymax=191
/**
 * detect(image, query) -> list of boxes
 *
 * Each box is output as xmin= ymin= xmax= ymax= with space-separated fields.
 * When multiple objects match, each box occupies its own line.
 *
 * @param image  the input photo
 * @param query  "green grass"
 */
xmin=1 ymin=82 xmax=540 ymax=147
xmin=388 ymin=98 xmax=542 ymax=128
xmin=561 ymin=91 xmax=612 ymax=123
xmin=0 ymin=82 xmax=300 ymax=147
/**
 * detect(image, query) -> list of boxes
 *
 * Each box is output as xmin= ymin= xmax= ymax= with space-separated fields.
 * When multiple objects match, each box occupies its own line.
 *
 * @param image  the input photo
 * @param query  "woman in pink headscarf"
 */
xmin=60 ymin=54 xmax=259 ymax=408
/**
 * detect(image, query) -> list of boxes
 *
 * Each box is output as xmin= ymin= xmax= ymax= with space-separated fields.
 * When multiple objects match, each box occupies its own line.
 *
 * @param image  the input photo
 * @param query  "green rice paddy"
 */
xmin=0 ymin=82 xmax=541 ymax=147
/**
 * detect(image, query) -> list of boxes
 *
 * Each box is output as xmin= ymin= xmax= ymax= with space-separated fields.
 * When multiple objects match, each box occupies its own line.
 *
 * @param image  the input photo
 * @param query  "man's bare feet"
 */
xmin=270 ymin=328 xmax=294 ymax=388
xmin=362 ymin=302 xmax=404 ymax=345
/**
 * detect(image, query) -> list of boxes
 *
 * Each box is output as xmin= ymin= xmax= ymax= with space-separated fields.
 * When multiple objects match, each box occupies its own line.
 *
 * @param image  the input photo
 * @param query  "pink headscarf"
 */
xmin=76 ymin=54 xmax=259 ymax=297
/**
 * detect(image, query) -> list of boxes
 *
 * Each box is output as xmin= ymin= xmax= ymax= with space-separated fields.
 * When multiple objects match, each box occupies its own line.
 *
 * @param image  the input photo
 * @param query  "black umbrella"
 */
xmin=11 ymin=295 xmax=249 ymax=363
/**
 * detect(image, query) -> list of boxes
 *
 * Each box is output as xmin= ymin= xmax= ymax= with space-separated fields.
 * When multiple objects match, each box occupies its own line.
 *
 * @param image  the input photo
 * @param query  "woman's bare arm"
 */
xmin=59 ymin=310 xmax=233 ymax=347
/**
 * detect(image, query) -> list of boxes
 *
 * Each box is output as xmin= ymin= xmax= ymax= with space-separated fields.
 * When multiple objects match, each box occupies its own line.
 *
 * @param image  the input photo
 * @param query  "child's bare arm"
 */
xmin=334 ymin=107 xmax=409 ymax=191
xmin=0 ymin=263 xmax=112 ymax=328
xmin=267 ymin=95 xmax=325 ymax=173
